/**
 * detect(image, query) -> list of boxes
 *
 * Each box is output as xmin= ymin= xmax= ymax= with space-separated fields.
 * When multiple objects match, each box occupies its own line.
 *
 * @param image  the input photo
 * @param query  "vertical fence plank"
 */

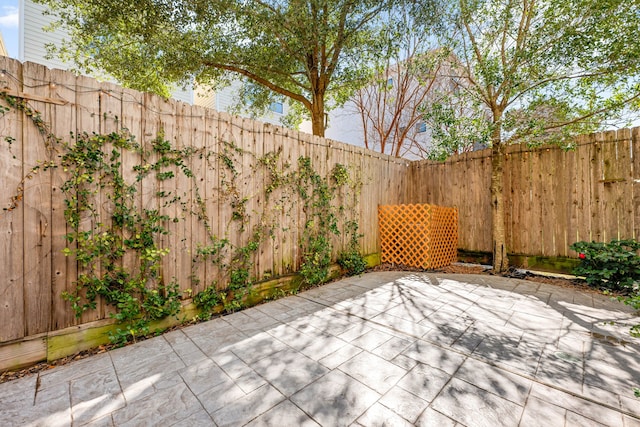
xmin=157 ymin=98 xmax=178 ymax=287
xmin=278 ymin=127 xmax=295 ymax=274
xmin=189 ymin=104 xmax=207 ymax=295
xmin=259 ymin=123 xmax=275 ymax=279
xmin=22 ymin=62 xmax=52 ymax=336
xmin=508 ymin=147 xmax=522 ymax=254
xmin=504 ymin=148 xmax=514 ymax=252
xmin=592 ymin=132 xmax=605 ymax=242
xmin=566 ymin=136 xmax=579 ymax=254
xmin=120 ymin=88 xmax=144 ymax=294
xmin=575 ymin=134 xmax=592 ymax=245
xmin=75 ymin=74 xmax=102 ymax=324
xmin=529 ymin=148 xmax=544 ymax=255
xmin=616 ymin=129 xmax=633 ymax=241
xmin=50 ymin=67 xmax=77 ymax=330
xmin=217 ymin=112 xmax=234 ymax=288
xmin=204 ymin=108 xmax=222 ymax=291
xmin=602 ymin=130 xmax=619 ymax=242
xmin=548 ymin=147 xmax=561 ymax=255
xmin=175 ymin=102 xmax=193 ymax=293
xmin=633 ymin=127 xmax=640 ymax=240
xmin=0 ymin=58 xmax=25 ymax=341
xmin=290 ymin=129 xmax=302 ymax=271
xmin=99 ymin=81 xmax=123 ymax=320
xmin=560 ymin=146 xmax=577 ymax=257
xmin=329 ymin=139 xmax=344 ymax=261
xmin=360 ymin=146 xmax=376 ymax=254
xmin=249 ymin=119 xmax=265 ymax=278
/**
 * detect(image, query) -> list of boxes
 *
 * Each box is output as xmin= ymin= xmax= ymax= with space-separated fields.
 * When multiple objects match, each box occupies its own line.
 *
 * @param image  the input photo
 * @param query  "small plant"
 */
xmin=571 ymin=239 xmax=640 ymax=344
xmin=193 ymin=284 xmax=221 ymax=319
xmin=338 ymin=250 xmax=367 ymax=276
xmin=338 ymin=220 xmax=367 ymax=276
xmin=300 ymin=234 xmax=332 ymax=286
xmin=570 ymin=239 xmax=640 ymax=293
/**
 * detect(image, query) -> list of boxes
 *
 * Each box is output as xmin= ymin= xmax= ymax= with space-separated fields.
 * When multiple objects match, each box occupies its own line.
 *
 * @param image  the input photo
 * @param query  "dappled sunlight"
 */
xmin=2 ymin=271 xmax=639 ymax=425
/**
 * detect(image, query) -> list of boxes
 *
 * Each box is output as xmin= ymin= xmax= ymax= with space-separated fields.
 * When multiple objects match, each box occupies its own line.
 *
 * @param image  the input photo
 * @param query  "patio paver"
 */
xmin=1 ymin=271 xmax=639 ymax=426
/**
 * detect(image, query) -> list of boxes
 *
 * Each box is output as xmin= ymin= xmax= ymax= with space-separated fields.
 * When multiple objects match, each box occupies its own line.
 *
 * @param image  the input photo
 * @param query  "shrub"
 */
xmin=337 ymin=250 xmax=367 ymax=276
xmin=337 ymin=220 xmax=367 ymax=276
xmin=194 ymin=285 xmax=221 ymax=315
xmin=570 ymin=239 xmax=640 ymax=293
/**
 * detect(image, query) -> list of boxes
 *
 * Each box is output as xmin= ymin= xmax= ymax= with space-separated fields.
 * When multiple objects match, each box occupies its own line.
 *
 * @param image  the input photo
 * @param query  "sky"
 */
xmin=0 ymin=0 xmax=18 ymax=58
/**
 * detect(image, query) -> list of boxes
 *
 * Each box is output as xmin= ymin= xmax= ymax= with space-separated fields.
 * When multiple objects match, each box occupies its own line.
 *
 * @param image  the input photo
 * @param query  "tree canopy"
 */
xmin=417 ymin=0 xmax=640 ymax=270
xmin=37 ymin=0 xmax=401 ymax=136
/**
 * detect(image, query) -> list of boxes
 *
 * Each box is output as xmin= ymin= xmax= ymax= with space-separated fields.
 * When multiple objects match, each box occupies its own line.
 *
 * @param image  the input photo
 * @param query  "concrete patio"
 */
xmin=1 ymin=271 xmax=640 ymax=426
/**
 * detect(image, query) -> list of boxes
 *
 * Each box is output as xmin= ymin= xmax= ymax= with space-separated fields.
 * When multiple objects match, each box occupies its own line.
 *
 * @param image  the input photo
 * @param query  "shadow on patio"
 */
xmin=1 ymin=270 xmax=639 ymax=426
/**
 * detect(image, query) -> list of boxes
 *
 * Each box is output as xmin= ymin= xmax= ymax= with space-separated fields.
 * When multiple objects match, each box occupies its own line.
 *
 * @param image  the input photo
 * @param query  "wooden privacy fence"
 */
xmin=1 ymin=55 xmax=640 ymax=355
xmin=410 ymin=127 xmax=640 ymax=258
xmin=0 ymin=57 xmax=411 ymax=345
xmin=378 ymin=204 xmax=458 ymax=269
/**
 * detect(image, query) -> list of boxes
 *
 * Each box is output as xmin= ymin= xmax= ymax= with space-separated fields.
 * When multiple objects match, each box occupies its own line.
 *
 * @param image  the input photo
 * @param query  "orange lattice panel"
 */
xmin=378 ymin=203 xmax=458 ymax=269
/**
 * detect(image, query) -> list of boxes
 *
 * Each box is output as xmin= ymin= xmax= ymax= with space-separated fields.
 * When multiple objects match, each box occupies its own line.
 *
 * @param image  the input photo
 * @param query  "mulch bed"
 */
xmin=0 ymin=263 xmax=605 ymax=384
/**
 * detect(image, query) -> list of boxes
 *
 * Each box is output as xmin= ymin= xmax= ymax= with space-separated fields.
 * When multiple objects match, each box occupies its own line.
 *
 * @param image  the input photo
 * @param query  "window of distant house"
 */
xmin=387 ymin=77 xmax=393 ymax=87
xmin=269 ymin=101 xmax=284 ymax=114
xmin=416 ymin=121 xmax=427 ymax=133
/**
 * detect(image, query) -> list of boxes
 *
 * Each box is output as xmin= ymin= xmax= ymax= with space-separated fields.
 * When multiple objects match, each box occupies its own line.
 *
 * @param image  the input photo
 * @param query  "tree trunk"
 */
xmin=310 ymin=97 xmax=326 ymax=137
xmin=490 ymin=125 xmax=509 ymax=272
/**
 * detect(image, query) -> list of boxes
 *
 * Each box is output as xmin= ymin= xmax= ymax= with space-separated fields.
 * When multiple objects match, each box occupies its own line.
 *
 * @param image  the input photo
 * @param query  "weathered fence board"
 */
xmin=633 ymin=128 xmax=640 ymax=240
xmin=22 ymin=62 xmax=52 ymax=336
xmin=50 ymin=67 xmax=77 ymax=331
xmin=0 ymin=58 xmax=24 ymax=342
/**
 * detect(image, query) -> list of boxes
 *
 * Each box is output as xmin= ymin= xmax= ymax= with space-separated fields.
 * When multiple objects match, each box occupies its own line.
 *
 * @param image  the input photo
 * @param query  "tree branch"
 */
xmin=202 ymin=61 xmax=312 ymax=109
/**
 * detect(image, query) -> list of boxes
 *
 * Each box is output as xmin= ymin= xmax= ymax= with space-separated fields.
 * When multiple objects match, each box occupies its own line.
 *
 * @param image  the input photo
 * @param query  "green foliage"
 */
xmin=58 ymin=130 xmax=193 ymax=345
xmin=571 ymin=239 xmax=640 ymax=342
xmin=337 ymin=250 xmax=367 ymax=276
xmin=570 ymin=240 xmax=640 ymax=293
xmin=37 ymin=0 xmax=403 ymax=135
xmin=413 ymin=0 xmax=640 ymax=272
xmin=300 ymin=234 xmax=332 ymax=286
xmin=296 ymin=160 xmax=357 ymax=286
xmin=193 ymin=285 xmax=221 ymax=320
xmin=331 ymin=164 xmax=350 ymax=186
xmin=422 ymin=94 xmax=492 ymax=160
xmin=3 ymin=91 xmax=366 ymax=345
xmin=338 ymin=221 xmax=367 ymax=276
xmin=194 ymin=238 xmax=229 ymax=266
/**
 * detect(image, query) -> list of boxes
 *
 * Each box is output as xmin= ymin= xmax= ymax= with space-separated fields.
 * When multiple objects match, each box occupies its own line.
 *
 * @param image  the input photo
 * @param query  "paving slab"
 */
xmin=379 ymin=385 xmax=430 ymax=423
xmin=431 ymin=377 xmax=524 ymax=427
xmin=2 ymin=271 xmax=640 ymax=426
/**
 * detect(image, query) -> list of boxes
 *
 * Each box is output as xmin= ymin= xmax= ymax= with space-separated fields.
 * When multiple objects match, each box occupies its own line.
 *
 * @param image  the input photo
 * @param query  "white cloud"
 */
xmin=0 ymin=6 xmax=18 ymax=28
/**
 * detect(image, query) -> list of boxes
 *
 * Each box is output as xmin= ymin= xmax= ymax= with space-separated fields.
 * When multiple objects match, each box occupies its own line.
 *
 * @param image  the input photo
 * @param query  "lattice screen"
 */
xmin=378 ymin=203 xmax=458 ymax=269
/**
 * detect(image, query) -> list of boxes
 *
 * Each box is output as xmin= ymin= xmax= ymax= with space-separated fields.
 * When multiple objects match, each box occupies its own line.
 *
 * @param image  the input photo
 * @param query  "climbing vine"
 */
xmin=1 ymin=90 xmax=366 ymax=343
xmin=59 ymin=130 xmax=189 ymax=344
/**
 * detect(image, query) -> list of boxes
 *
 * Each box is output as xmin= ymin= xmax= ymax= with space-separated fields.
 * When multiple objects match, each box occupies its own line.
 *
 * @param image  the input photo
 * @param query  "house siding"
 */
xmin=20 ymin=0 xmax=194 ymax=104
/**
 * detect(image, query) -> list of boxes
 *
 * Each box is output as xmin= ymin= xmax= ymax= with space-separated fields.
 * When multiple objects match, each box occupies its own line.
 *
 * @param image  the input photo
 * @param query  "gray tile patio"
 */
xmin=1 ymin=271 xmax=639 ymax=426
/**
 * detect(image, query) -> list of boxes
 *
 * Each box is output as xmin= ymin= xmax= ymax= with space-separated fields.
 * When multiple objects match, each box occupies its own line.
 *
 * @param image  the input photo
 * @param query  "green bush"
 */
xmin=337 ymin=220 xmax=367 ymax=276
xmin=193 ymin=285 xmax=221 ymax=316
xmin=338 ymin=250 xmax=367 ymax=276
xmin=570 ymin=239 xmax=640 ymax=293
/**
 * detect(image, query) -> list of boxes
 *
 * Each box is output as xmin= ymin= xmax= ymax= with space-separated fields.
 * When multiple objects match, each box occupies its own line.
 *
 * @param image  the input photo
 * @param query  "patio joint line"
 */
xmin=296 ymin=288 xmax=640 ymax=421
